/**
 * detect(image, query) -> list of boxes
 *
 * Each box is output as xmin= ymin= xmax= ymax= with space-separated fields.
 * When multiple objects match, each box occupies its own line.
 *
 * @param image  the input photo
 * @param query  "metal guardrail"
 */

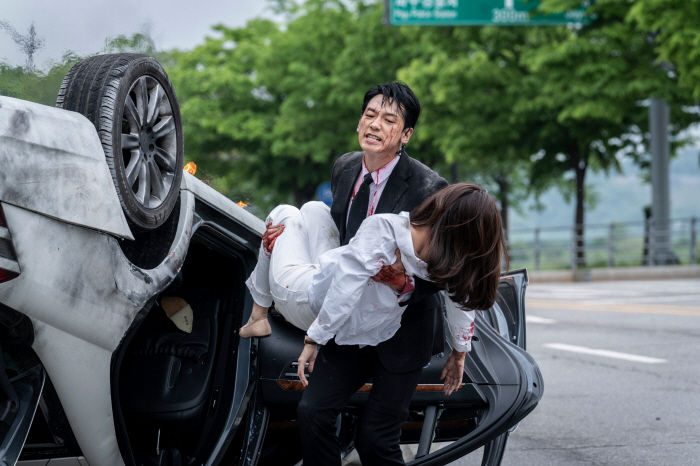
xmin=507 ymin=217 xmax=698 ymax=271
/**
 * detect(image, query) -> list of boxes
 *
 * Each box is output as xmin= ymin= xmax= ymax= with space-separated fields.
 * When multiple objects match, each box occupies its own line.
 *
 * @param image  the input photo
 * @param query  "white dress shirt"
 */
xmin=306 ymin=212 xmax=475 ymax=352
xmin=347 ymin=154 xmax=415 ymax=302
xmin=346 ymin=154 xmax=401 ymax=223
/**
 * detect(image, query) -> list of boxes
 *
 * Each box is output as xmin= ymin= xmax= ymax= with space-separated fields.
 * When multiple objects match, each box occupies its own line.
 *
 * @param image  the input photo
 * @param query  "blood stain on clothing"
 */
xmin=454 ymin=321 xmax=475 ymax=341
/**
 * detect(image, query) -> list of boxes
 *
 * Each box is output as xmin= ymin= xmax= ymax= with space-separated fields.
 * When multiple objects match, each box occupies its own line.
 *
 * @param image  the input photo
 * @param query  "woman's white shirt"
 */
xmin=305 ymin=212 xmax=475 ymax=352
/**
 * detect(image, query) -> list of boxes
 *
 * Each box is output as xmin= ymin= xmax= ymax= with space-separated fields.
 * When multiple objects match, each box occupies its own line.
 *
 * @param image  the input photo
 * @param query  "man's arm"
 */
xmin=399 ymin=276 xmax=441 ymax=306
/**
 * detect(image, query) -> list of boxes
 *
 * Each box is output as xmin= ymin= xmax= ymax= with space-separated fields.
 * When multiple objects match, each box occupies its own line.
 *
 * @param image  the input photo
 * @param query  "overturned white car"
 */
xmin=0 ymin=54 xmax=542 ymax=466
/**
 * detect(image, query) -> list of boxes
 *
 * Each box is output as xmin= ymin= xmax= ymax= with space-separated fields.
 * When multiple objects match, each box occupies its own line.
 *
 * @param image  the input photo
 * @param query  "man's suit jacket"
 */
xmin=330 ymin=151 xmax=449 ymax=373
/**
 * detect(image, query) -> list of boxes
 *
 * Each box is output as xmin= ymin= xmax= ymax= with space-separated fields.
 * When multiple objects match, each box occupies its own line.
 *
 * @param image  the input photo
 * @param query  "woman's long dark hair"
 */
xmin=410 ymin=183 xmax=508 ymax=310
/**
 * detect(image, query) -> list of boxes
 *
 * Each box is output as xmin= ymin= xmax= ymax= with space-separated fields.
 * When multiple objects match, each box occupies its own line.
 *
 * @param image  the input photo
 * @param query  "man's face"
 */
xmin=357 ymin=94 xmax=413 ymax=159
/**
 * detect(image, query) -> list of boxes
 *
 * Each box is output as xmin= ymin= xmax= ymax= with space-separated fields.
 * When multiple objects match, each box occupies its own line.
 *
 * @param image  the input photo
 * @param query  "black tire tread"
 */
xmin=56 ymin=53 xmax=183 ymax=231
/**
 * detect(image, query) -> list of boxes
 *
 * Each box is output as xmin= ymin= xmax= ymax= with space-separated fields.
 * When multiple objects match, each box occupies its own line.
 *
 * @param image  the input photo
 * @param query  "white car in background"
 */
xmin=0 ymin=54 xmax=542 ymax=466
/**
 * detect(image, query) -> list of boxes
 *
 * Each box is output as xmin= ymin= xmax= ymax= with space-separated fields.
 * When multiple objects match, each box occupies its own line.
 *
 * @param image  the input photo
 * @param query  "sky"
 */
xmin=0 ymin=0 xmax=275 ymax=68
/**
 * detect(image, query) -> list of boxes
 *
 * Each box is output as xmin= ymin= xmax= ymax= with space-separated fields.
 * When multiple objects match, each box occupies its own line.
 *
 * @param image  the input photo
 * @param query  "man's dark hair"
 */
xmin=411 ymin=183 xmax=508 ymax=311
xmin=361 ymin=82 xmax=421 ymax=130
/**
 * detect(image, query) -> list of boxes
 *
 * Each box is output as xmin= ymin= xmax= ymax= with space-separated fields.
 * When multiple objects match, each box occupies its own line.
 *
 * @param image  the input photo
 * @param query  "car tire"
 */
xmin=56 ymin=53 xmax=184 ymax=231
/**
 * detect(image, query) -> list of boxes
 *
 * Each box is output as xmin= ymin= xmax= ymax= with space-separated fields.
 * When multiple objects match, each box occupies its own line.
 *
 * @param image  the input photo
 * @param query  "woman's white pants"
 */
xmin=245 ymin=202 xmax=340 ymax=331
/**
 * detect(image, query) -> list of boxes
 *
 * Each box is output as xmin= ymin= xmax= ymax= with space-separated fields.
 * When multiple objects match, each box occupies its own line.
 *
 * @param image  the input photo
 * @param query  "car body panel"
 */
xmin=181 ymin=172 xmax=265 ymax=237
xmin=0 ymin=185 xmax=196 ymax=466
xmin=0 ymin=96 xmax=133 ymax=241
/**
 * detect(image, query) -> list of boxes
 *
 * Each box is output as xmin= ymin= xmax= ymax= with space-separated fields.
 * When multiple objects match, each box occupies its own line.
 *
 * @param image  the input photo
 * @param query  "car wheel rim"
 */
xmin=120 ymin=75 xmax=178 ymax=210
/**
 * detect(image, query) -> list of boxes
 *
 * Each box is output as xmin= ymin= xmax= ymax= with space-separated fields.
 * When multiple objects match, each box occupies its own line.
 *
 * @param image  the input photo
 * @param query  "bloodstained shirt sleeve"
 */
xmin=306 ymin=216 xmax=398 ymax=345
xmin=444 ymin=291 xmax=476 ymax=353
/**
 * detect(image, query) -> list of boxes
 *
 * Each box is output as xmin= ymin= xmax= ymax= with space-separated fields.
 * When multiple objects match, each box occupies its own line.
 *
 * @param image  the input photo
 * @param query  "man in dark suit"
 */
xmin=297 ymin=82 xmax=459 ymax=465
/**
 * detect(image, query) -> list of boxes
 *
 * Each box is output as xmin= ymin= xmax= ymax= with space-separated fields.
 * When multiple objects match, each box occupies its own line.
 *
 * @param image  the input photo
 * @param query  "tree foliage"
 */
xmin=0 ymin=51 xmax=82 ymax=106
xmin=629 ymin=0 xmax=700 ymax=99
xmin=522 ymin=0 xmax=699 ymax=263
xmin=166 ymin=0 xmax=700 ymax=236
xmin=166 ymin=0 xmax=424 ymax=210
xmin=399 ymin=0 xmax=699 ymax=263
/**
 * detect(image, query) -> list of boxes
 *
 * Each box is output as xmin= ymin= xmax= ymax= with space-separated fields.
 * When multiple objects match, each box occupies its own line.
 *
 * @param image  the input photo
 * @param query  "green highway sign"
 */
xmin=388 ymin=0 xmax=591 ymax=26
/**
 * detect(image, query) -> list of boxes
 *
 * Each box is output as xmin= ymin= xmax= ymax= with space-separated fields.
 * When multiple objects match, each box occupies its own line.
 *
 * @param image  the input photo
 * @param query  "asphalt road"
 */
xmin=447 ymin=278 xmax=700 ymax=466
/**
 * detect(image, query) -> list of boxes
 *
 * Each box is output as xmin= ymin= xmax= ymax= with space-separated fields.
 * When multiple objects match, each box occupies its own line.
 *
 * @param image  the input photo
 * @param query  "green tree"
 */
xmin=526 ymin=0 xmax=699 ymax=265
xmin=167 ymin=0 xmax=433 ymax=210
xmin=629 ymin=0 xmax=700 ymax=99
xmin=400 ymin=1 xmax=698 ymax=265
xmin=165 ymin=19 xmax=283 ymax=211
xmin=400 ymin=25 xmax=550 ymax=234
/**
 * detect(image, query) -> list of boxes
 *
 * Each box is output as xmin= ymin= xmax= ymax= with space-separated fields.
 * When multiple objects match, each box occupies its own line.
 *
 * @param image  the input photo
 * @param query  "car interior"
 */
xmin=116 ymin=229 xmax=249 ymax=466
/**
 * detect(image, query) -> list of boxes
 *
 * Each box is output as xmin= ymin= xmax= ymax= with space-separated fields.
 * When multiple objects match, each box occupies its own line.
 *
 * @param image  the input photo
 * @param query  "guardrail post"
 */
xmin=691 ymin=217 xmax=697 ymax=266
xmin=534 ymin=228 xmax=541 ymax=271
xmin=648 ymin=218 xmax=655 ymax=266
xmin=608 ymin=223 xmax=615 ymax=267
xmin=571 ymin=226 xmax=578 ymax=271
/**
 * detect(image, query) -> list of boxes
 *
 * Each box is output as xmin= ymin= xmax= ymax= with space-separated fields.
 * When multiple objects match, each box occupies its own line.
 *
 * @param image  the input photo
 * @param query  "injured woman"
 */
xmin=240 ymin=183 xmax=507 ymax=393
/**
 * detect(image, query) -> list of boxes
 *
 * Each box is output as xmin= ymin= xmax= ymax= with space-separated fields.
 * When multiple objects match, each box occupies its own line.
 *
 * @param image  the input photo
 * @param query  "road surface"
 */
xmin=447 ymin=278 xmax=700 ymax=466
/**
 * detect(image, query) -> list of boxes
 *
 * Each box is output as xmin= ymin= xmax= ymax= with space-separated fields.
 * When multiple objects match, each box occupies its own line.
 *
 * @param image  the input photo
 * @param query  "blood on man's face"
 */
xmin=357 ymin=95 xmax=410 ymax=160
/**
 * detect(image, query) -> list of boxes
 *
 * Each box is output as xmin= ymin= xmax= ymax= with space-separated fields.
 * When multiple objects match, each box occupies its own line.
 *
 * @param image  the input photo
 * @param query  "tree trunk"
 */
xmin=292 ymin=177 xmax=316 ymax=208
xmin=570 ymin=142 xmax=587 ymax=268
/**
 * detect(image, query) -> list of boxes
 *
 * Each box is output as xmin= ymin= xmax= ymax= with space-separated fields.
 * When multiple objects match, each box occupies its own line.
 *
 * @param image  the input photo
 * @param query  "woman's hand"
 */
xmin=297 ymin=339 xmax=318 ymax=387
xmin=440 ymin=349 xmax=466 ymax=396
xmin=262 ymin=221 xmax=285 ymax=252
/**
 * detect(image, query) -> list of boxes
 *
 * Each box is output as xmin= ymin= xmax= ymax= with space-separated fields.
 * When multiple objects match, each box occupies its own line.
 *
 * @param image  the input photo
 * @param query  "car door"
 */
xmin=402 ymin=268 xmax=542 ymax=466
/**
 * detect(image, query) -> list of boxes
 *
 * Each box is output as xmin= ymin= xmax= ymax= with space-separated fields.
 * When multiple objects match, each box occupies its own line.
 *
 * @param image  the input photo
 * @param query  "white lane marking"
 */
xmin=544 ymin=343 xmax=667 ymax=364
xmin=527 ymin=315 xmax=557 ymax=324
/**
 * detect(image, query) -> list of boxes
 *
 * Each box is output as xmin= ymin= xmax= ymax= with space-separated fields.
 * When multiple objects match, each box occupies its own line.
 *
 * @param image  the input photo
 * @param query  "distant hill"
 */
xmin=510 ymin=146 xmax=700 ymax=230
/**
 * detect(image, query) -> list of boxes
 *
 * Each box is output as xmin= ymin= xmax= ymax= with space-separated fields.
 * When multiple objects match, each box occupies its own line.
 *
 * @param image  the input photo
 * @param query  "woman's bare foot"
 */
xmin=240 ymin=302 xmax=272 ymax=338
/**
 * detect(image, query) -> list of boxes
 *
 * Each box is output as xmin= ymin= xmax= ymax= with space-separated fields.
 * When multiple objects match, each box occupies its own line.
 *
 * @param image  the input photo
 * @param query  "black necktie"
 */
xmin=344 ymin=173 xmax=373 ymax=245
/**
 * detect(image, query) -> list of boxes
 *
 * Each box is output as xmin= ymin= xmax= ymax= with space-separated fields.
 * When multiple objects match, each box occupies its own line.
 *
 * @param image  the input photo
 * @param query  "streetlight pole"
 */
xmin=649 ymin=98 xmax=672 ymax=265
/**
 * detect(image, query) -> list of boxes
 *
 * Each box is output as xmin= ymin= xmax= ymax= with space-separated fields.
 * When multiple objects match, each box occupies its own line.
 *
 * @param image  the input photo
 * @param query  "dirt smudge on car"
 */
xmin=130 ymin=265 xmax=154 ymax=284
xmin=10 ymin=109 xmax=30 ymax=137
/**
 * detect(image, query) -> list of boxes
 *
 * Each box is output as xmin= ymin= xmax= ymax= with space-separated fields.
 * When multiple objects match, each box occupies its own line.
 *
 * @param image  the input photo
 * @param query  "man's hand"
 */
xmin=297 ymin=340 xmax=318 ymax=387
xmin=440 ymin=349 xmax=466 ymax=396
xmin=262 ymin=222 xmax=285 ymax=252
xmin=371 ymin=248 xmax=407 ymax=291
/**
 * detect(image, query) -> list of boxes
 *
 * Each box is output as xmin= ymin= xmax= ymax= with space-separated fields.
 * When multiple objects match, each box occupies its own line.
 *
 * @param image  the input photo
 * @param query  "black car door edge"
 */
xmin=0 ymin=364 xmax=46 ymax=466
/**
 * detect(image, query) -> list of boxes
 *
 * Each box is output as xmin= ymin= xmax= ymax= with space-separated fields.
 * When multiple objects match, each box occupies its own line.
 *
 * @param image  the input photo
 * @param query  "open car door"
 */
xmin=402 ymin=268 xmax=542 ymax=466
xmin=0 ymin=343 xmax=45 ymax=466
